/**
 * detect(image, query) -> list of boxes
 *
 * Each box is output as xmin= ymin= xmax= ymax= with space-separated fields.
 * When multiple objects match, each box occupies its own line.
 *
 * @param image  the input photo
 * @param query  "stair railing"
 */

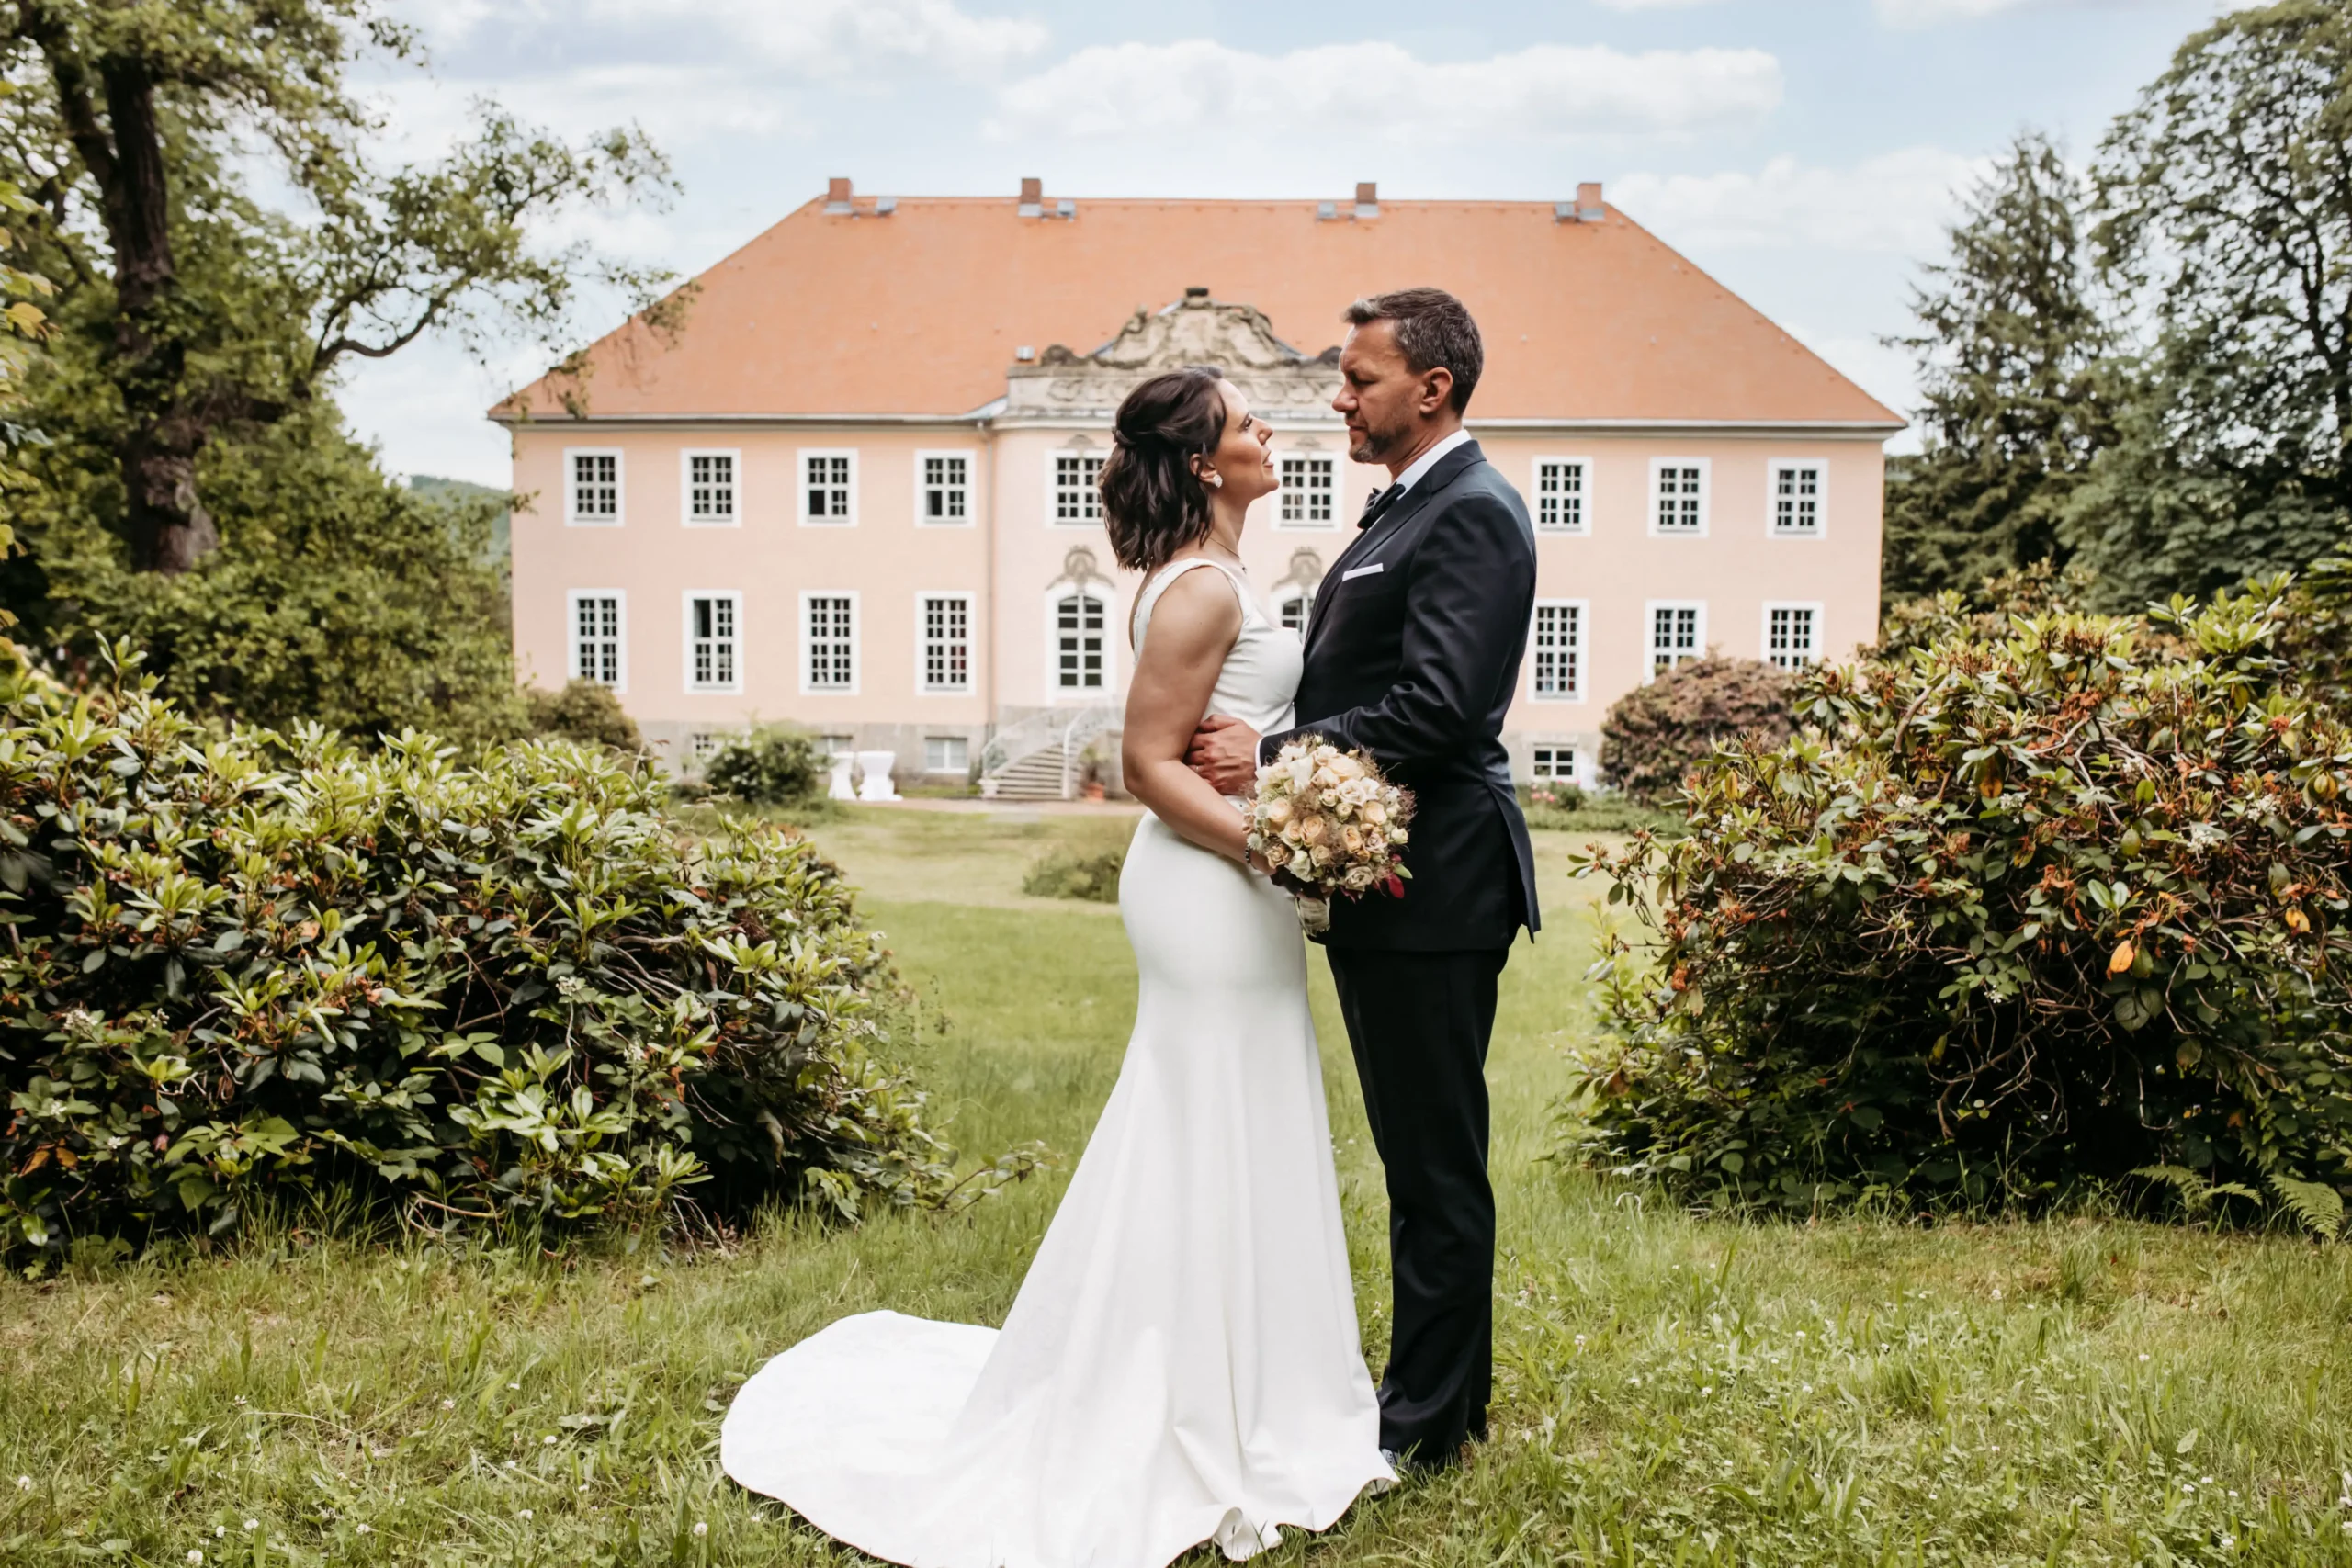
xmin=978 ymin=705 xmax=1123 ymax=798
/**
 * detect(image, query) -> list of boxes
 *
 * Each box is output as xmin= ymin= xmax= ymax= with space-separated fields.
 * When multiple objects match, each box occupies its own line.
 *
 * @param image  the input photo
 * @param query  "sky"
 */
xmin=345 ymin=0 xmax=2226 ymax=484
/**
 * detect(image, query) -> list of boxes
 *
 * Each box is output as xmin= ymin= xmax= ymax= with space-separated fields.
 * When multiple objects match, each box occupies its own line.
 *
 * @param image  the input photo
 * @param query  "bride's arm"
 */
xmin=1121 ymin=570 xmax=1253 ymax=863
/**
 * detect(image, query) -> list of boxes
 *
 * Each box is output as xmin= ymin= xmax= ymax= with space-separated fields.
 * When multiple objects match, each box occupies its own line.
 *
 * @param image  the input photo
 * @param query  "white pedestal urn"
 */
xmin=855 ymin=750 xmax=900 ymax=803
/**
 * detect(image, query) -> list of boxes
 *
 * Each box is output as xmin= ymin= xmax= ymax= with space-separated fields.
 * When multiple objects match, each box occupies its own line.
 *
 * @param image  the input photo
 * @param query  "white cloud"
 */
xmin=400 ymin=0 xmax=1047 ymax=78
xmin=989 ymin=39 xmax=1781 ymax=142
xmin=1871 ymin=0 xmax=2171 ymax=27
xmin=581 ymin=0 xmax=1047 ymax=78
xmin=1612 ymin=148 xmax=1988 ymax=254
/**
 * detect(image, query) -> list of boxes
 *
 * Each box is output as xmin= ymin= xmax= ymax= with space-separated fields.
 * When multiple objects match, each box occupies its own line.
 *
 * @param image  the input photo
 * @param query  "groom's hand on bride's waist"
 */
xmin=1185 ymin=713 xmax=1263 ymax=796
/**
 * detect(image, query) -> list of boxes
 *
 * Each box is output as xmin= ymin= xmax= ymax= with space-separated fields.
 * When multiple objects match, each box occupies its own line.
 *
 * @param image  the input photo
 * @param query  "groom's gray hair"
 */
xmin=1344 ymin=288 xmax=1484 ymax=414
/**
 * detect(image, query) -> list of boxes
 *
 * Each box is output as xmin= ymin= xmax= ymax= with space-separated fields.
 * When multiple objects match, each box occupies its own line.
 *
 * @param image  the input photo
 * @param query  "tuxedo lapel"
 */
xmin=1300 ymin=441 xmax=1487 ymax=662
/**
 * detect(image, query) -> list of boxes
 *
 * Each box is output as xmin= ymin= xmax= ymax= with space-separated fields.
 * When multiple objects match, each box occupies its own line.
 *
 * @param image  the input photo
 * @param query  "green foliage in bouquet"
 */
xmin=1600 ymin=655 xmax=1794 ymax=805
xmin=703 ymin=727 xmax=828 ymax=807
xmin=0 ymin=653 xmax=1012 ymax=1259
xmin=522 ymin=679 xmax=644 ymax=753
xmin=1566 ymin=584 xmax=2352 ymax=1214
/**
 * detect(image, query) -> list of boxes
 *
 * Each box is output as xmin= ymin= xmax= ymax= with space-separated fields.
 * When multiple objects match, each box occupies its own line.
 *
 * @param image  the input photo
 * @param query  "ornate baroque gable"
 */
xmin=1004 ymin=288 xmax=1341 ymax=422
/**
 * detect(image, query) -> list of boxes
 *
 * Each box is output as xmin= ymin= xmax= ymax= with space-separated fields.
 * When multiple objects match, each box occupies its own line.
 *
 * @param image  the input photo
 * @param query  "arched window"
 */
xmin=1056 ymin=593 xmax=1105 ymax=690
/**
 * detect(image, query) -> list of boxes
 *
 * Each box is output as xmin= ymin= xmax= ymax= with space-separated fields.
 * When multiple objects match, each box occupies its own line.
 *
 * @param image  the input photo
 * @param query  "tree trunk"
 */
xmin=120 ymin=423 xmax=218 ymax=573
xmin=96 ymin=55 xmax=215 ymax=574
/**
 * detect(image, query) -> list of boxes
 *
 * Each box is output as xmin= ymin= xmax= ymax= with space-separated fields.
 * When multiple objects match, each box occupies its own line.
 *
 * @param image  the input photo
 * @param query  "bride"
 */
xmin=720 ymin=365 xmax=1393 ymax=1566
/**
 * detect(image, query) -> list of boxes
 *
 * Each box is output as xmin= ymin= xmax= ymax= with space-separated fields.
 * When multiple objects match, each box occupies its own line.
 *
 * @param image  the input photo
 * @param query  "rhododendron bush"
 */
xmin=1566 ymin=585 xmax=2352 ymax=1213
xmin=0 ymin=654 xmax=1003 ymax=1258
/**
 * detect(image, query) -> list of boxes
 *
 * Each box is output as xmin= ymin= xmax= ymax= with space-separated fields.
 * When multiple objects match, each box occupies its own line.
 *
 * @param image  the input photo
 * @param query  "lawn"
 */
xmin=5 ymin=806 xmax=2351 ymax=1566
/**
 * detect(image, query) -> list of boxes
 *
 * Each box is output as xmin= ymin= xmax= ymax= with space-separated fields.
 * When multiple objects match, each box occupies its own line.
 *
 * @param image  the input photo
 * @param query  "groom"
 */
xmin=1188 ymin=287 xmax=1539 ymax=1469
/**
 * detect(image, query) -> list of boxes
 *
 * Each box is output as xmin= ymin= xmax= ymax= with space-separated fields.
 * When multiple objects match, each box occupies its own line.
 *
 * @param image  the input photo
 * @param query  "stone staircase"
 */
xmin=989 ymin=745 xmax=1074 ymax=801
xmin=978 ymin=705 xmax=1121 ymax=802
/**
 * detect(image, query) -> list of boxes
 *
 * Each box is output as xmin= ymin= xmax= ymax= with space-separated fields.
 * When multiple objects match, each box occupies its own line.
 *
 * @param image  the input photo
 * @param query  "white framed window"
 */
xmin=1276 ymin=590 xmax=1314 ymax=634
xmin=682 ymin=592 xmax=741 ymax=694
xmin=916 ymin=451 xmax=974 ymax=526
xmin=1530 ymin=600 xmax=1587 ymax=701
xmin=567 ymin=591 xmax=626 ymax=690
xmin=1532 ymin=457 xmax=1590 ymax=534
xmin=919 ymin=592 xmax=974 ymax=694
xmin=1649 ymin=457 xmax=1708 ymax=536
xmin=1645 ymin=600 xmax=1705 ymax=678
xmin=689 ymin=730 xmax=730 ymax=761
xmin=1531 ymin=745 xmax=1577 ymax=781
xmin=818 ymin=733 xmax=854 ymax=756
xmin=801 ymin=592 xmax=858 ymax=693
xmin=1053 ymin=591 xmax=1107 ymax=691
xmin=565 ymin=449 xmax=623 ymax=526
xmin=681 ymin=449 xmax=739 ymax=525
xmin=1051 ymin=452 xmax=1105 ymax=526
xmin=1278 ymin=456 xmax=1337 ymax=528
xmin=1764 ymin=603 xmax=1823 ymax=671
xmin=925 ymin=736 xmax=969 ymax=774
xmin=799 ymin=449 xmax=856 ymax=525
xmin=1769 ymin=460 xmax=1827 ymax=536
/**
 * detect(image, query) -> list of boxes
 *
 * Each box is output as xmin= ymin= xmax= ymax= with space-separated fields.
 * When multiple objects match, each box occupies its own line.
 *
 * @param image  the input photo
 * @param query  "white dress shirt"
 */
xmin=1387 ymin=427 xmax=1474 ymax=501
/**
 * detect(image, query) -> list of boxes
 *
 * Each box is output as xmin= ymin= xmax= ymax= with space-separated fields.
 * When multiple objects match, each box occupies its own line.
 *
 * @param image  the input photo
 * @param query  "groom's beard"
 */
xmin=1348 ymin=419 xmax=1412 ymax=467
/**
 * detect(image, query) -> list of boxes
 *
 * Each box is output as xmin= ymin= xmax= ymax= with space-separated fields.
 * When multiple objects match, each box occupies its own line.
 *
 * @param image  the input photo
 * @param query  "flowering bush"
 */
xmin=0 ymin=655 xmax=1006 ymax=1258
xmin=1249 ymin=739 xmax=1413 ymax=931
xmin=1600 ymin=656 xmax=1794 ymax=804
xmin=1566 ymin=585 xmax=2352 ymax=1213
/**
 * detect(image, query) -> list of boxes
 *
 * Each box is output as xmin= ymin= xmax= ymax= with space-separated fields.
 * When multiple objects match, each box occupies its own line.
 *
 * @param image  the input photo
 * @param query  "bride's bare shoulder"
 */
xmin=1135 ymin=563 xmax=1242 ymax=660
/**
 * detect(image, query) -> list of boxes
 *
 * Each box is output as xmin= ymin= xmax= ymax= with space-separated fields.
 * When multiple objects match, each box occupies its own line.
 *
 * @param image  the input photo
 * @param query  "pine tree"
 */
xmin=1882 ymin=132 xmax=2115 ymax=604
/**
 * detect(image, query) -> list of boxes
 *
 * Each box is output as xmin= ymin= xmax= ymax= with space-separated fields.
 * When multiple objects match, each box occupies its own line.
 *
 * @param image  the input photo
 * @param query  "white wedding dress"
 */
xmin=722 ymin=557 xmax=1391 ymax=1567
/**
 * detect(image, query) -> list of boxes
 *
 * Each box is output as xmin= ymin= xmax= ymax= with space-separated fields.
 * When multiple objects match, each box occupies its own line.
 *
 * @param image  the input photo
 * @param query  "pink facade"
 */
xmin=499 ymin=186 xmax=1899 ymax=788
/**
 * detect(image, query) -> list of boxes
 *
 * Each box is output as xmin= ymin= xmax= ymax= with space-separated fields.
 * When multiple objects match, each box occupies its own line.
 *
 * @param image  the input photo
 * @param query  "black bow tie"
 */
xmin=1358 ymin=483 xmax=1404 ymax=530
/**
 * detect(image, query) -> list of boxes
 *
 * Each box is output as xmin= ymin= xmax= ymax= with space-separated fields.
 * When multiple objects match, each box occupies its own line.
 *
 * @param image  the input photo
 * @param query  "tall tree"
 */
xmin=2067 ymin=0 xmax=2352 ymax=604
xmin=1882 ymin=131 xmax=2115 ymax=603
xmin=0 ymin=0 xmax=674 ymax=572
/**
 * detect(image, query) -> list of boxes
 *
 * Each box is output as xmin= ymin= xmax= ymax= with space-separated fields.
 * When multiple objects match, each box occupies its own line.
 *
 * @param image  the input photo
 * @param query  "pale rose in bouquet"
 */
xmin=1246 ymin=737 xmax=1415 ymax=933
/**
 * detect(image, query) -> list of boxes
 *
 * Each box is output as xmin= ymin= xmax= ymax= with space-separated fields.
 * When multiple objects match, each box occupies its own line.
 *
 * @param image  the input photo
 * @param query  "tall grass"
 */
xmin=3 ymin=807 xmax=2349 ymax=1565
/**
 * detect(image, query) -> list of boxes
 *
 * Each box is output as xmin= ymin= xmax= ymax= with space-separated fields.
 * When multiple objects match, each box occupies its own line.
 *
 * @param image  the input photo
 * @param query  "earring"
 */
xmin=1204 ymin=473 xmax=1223 ymax=490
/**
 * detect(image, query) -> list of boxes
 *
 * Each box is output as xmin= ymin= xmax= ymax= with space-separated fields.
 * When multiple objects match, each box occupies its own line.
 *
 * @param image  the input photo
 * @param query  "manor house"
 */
xmin=493 ymin=178 xmax=1899 ymax=794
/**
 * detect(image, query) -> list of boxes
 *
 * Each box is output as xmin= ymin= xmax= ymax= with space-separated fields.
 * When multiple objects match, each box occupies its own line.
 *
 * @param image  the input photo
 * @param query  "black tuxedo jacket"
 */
xmin=1260 ymin=439 xmax=1541 ymax=951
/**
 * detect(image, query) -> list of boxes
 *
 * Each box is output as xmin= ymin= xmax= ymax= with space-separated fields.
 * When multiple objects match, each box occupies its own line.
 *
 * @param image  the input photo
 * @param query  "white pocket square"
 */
xmin=1340 ymin=561 xmax=1385 ymax=581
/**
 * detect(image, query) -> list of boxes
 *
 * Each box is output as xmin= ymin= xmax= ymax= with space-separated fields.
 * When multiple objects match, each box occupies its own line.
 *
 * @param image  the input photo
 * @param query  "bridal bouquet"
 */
xmin=1248 ymin=738 xmax=1414 ymax=933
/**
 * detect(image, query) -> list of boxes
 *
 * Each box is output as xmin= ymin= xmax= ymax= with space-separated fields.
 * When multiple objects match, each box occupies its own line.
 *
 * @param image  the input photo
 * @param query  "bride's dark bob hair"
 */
xmin=1099 ymin=365 xmax=1228 ymax=573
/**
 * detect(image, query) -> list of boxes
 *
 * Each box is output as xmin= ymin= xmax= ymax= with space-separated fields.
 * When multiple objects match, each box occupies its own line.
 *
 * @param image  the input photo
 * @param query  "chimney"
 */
xmin=1018 ymin=176 xmax=1043 ymax=218
xmin=825 ymin=176 xmax=853 ymax=214
xmin=1577 ymin=181 xmax=1605 ymax=222
xmin=1354 ymin=181 xmax=1379 ymax=220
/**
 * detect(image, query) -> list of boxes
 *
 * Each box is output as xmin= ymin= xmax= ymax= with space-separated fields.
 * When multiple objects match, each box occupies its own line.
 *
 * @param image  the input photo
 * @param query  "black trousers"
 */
xmin=1326 ymin=944 xmax=1508 ymax=1462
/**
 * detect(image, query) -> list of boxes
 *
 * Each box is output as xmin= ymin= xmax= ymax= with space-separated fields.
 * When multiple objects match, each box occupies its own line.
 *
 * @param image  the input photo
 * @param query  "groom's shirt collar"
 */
xmin=1387 ymin=427 xmax=1473 ymax=502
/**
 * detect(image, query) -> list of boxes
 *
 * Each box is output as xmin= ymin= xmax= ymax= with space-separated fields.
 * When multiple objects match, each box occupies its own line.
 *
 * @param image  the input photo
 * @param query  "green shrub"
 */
xmin=1600 ymin=655 xmax=1793 ymax=804
xmin=522 ymin=679 xmax=643 ymax=752
xmin=1023 ymin=848 xmax=1125 ymax=904
xmin=0 ymin=655 xmax=1008 ymax=1259
xmin=703 ymin=727 xmax=827 ymax=807
xmin=1566 ymin=586 xmax=2352 ymax=1214
xmin=10 ymin=409 xmax=529 ymax=751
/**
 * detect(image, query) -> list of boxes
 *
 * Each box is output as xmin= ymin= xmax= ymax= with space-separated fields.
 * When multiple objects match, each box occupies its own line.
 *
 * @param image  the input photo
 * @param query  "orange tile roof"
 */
xmin=494 ymin=193 xmax=1902 ymax=427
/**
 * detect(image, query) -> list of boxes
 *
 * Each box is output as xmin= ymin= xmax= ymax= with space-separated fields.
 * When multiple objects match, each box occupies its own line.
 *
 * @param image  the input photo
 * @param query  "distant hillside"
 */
xmin=408 ymin=475 xmax=510 ymax=564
